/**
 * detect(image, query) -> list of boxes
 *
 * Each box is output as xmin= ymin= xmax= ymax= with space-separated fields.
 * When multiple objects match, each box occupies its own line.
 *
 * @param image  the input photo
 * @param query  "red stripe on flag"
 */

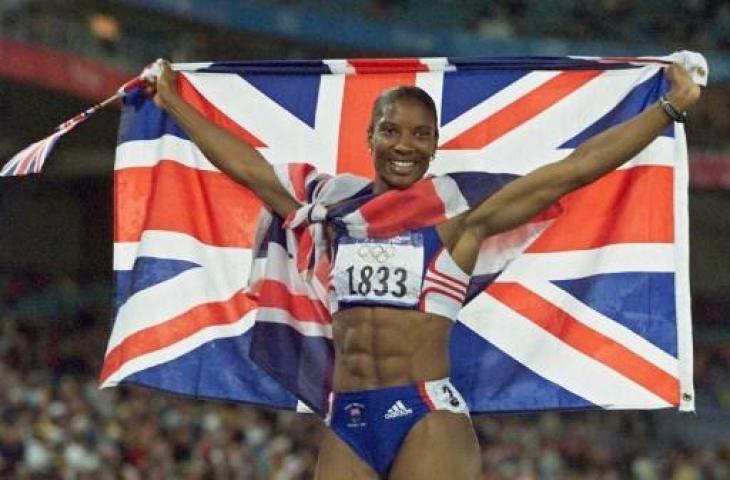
xmin=296 ymin=229 xmax=314 ymax=273
xmin=488 ymin=282 xmax=680 ymax=405
xmin=527 ymin=166 xmax=673 ymax=252
xmin=357 ymin=178 xmax=446 ymax=236
xmin=100 ymin=290 xmax=257 ymax=384
xmin=288 ymin=163 xmax=316 ymax=202
xmin=178 ymin=74 xmax=267 ymax=148
xmin=348 ymin=58 xmax=429 ymax=74
xmin=114 ymin=161 xmax=261 ymax=247
xmin=254 ymin=279 xmax=331 ymax=324
xmin=441 ymin=70 xmax=602 ymax=150
xmin=313 ymin=255 xmax=332 ymax=288
xmin=336 ymin=69 xmax=420 ymax=177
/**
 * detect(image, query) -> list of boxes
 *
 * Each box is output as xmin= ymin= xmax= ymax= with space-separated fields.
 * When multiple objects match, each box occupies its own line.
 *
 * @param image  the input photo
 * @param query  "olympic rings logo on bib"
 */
xmin=357 ymin=244 xmax=397 ymax=263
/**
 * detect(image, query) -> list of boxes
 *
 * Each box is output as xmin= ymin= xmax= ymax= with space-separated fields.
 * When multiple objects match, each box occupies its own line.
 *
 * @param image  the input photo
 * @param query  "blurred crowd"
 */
xmin=1 ymin=272 xmax=729 ymax=479
xmin=375 ymin=0 xmax=730 ymax=52
xmin=268 ymin=0 xmax=730 ymax=52
xmin=3 ymin=0 xmax=730 ymax=65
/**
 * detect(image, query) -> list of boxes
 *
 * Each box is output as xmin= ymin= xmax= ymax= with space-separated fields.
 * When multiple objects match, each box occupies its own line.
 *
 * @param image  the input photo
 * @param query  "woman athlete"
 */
xmin=148 ymin=61 xmax=700 ymax=479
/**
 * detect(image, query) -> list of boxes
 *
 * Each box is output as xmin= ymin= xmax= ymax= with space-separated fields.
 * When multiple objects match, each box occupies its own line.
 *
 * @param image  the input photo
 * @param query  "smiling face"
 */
xmin=368 ymin=91 xmax=438 ymax=193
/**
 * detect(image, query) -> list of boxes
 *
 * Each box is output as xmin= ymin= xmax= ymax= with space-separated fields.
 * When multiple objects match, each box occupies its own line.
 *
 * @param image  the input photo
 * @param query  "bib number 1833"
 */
xmin=345 ymin=265 xmax=407 ymax=297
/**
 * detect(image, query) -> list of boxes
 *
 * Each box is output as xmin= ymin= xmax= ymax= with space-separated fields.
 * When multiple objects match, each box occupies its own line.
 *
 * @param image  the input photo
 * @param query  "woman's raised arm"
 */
xmin=148 ymin=61 xmax=300 ymax=219
xmin=461 ymin=62 xmax=702 ymax=243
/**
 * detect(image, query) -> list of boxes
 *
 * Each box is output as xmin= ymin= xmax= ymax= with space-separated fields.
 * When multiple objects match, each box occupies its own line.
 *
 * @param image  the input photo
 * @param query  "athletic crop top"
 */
xmin=329 ymin=225 xmax=470 ymax=321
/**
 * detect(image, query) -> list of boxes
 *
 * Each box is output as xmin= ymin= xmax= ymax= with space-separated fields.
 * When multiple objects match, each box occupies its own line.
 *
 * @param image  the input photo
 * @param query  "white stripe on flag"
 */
xmin=184 ymin=71 xmax=314 ymax=141
xmin=184 ymin=72 xmax=329 ymax=165
xmin=431 ymin=65 xmax=669 ymax=176
xmin=113 ymin=230 xmax=251 ymax=272
xmin=472 ymin=219 xmax=554 ymax=276
xmin=101 ymin=309 xmax=256 ymax=388
xmin=671 ymin=123 xmax=695 ymax=412
xmin=432 ymin=175 xmax=469 ymax=219
xmin=476 ymin=66 xmax=662 ymax=171
xmin=459 ymin=293 xmax=673 ymax=409
xmin=515 ymin=277 xmax=679 ymax=375
xmin=172 ymin=62 xmax=214 ymax=71
xmin=415 ymin=69 xmax=445 ymax=126
xmin=312 ymin=74 xmax=347 ymax=176
xmin=255 ymin=307 xmax=333 ymax=337
xmin=249 ymin=242 xmax=330 ymax=301
xmin=497 ymin=243 xmax=675 ymax=281
xmin=419 ymin=57 xmax=456 ymax=72
xmin=343 ymin=210 xmax=369 ymax=238
xmin=115 ymin=135 xmax=218 ymax=171
xmin=431 ymin=137 xmax=674 ymax=177
xmin=323 ymin=59 xmax=355 ymax=75
xmin=109 ymin=233 xmax=251 ymax=353
xmin=107 ymin=267 xmax=245 ymax=354
xmin=437 ymin=70 xmax=563 ymax=146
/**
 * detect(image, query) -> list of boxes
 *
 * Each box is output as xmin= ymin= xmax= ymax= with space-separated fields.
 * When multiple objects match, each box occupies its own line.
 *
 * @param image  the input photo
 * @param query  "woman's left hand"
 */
xmin=665 ymin=63 xmax=702 ymax=112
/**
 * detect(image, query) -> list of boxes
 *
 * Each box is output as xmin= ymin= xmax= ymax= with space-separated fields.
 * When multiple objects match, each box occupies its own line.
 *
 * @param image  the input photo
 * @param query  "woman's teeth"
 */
xmin=391 ymin=160 xmax=414 ymax=171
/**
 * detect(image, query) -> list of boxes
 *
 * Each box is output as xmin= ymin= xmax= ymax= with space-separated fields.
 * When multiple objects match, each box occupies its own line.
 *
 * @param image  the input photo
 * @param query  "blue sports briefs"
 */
xmin=327 ymin=378 xmax=469 ymax=476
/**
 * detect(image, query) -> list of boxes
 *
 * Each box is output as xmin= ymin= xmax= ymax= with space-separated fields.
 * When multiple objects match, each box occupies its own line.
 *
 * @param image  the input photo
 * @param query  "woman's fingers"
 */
xmin=143 ymin=59 xmax=177 ymax=108
xmin=665 ymin=63 xmax=702 ymax=111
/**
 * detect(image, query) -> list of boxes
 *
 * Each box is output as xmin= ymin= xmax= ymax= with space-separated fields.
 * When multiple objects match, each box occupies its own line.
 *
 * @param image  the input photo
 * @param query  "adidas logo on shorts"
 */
xmin=384 ymin=400 xmax=413 ymax=419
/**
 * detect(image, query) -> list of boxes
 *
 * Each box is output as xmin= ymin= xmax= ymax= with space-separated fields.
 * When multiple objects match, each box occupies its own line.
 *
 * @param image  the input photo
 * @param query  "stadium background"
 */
xmin=1 ymin=0 xmax=729 ymax=478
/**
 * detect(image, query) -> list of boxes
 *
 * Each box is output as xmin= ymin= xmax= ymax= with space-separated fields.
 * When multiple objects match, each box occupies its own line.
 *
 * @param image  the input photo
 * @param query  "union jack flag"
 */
xmin=0 ymin=131 xmax=63 ymax=176
xmin=103 ymin=56 xmax=695 ymax=415
xmin=0 ymin=77 xmax=144 ymax=177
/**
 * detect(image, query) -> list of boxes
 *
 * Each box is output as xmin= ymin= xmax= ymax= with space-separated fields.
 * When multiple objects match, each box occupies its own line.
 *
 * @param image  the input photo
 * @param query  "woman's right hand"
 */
xmin=142 ymin=59 xmax=178 ymax=110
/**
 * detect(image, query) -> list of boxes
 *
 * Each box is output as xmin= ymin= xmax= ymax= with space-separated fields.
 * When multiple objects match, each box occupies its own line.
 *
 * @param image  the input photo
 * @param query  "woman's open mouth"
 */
xmin=389 ymin=159 xmax=419 ymax=174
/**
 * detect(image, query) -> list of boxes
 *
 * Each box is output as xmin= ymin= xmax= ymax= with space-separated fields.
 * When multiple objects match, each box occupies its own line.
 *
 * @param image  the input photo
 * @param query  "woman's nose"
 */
xmin=393 ymin=133 xmax=415 ymax=153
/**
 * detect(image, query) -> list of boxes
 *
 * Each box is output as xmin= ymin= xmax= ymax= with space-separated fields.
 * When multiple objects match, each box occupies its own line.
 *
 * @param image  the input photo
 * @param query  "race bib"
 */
xmin=332 ymin=233 xmax=424 ymax=307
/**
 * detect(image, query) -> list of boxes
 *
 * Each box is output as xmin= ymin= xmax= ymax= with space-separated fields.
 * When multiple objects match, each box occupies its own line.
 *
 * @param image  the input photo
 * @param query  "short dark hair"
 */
xmin=368 ymin=86 xmax=439 ymax=137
